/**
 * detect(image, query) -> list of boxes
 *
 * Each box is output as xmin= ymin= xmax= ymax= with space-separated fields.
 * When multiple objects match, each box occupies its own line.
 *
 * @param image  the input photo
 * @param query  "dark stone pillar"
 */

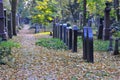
xmin=0 ymin=0 xmax=7 ymax=40
xmin=8 ymin=13 xmax=13 ymax=38
xmin=66 ymin=27 xmax=69 ymax=46
xmin=4 ymin=9 xmax=8 ymax=34
xmin=56 ymin=23 xmax=59 ymax=38
xmin=59 ymin=24 xmax=62 ymax=40
xmin=87 ymin=27 xmax=94 ymax=63
xmin=103 ymin=2 xmax=111 ymax=40
xmin=108 ymin=36 xmax=113 ymax=51
xmin=68 ymin=27 xmax=72 ymax=50
xmin=113 ymin=38 xmax=119 ymax=55
xmin=72 ymin=25 xmax=78 ymax=52
xmin=83 ymin=27 xmax=88 ymax=60
xmin=62 ymin=24 xmax=67 ymax=43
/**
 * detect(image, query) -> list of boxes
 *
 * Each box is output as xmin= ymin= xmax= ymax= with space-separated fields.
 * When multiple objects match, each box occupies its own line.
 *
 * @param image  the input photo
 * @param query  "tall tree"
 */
xmin=32 ymin=0 xmax=59 ymax=25
xmin=9 ymin=0 xmax=18 ymax=35
xmin=114 ymin=0 xmax=120 ymax=21
xmin=83 ymin=0 xmax=87 ymax=26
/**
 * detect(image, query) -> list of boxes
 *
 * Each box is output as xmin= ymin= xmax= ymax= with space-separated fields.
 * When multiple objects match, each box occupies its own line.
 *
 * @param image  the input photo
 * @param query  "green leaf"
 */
xmin=71 ymin=76 xmax=78 ymax=80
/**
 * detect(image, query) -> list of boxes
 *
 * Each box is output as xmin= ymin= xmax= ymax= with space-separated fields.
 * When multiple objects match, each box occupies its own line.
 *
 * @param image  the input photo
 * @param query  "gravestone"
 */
xmin=83 ymin=27 xmax=88 ymax=60
xmin=97 ymin=18 xmax=104 ymax=39
xmin=8 ymin=13 xmax=13 ymax=38
xmin=103 ymin=2 xmax=111 ymax=40
xmin=59 ymin=24 xmax=62 ymax=40
xmin=83 ymin=27 xmax=94 ymax=63
xmin=87 ymin=27 xmax=94 ymax=63
xmin=0 ymin=0 xmax=7 ymax=40
xmin=4 ymin=9 xmax=8 ymax=33
xmin=113 ymin=38 xmax=119 ymax=55
xmin=56 ymin=23 xmax=60 ymax=38
xmin=53 ymin=20 xmax=56 ymax=38
xmin=65 ymin=24 xmax=71 ymax=45
xmin=62 ymin=24 xmax=67 ymax=43
xmin=72 ymin=25 xmax=78 ymax=52
xmin=68 ymin=27 xmax=72 ymax=50
xmin=66 ymin=27 xmax=69 ymax=46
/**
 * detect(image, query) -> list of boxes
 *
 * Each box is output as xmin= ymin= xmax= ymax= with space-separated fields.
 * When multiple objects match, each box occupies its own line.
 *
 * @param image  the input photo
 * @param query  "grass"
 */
xmin=94 ymin=39 xmax=109 ymax=51
xmin=78 ymin=36 xmax=109 ymax=51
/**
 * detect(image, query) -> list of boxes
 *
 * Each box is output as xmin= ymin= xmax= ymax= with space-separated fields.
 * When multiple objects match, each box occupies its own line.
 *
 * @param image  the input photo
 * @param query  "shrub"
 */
xmin=0 ymin=40 xmax=20 ymax=64
xmin=36 ymin=38 xmax=67 ymax=50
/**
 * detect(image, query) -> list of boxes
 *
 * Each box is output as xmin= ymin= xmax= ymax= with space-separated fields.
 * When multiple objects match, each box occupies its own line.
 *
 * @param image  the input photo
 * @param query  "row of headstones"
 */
xmin=0 ymin=8 xmax=12 ymax=40
xmin=108 ymin=37 xmax=120 ymax=55
xmin=53 ymin=23 xmax=77 ymax=52
xmin=53 ymin=23 xmax=94 ymax=63
xmin=0 ymin=1 xmax=11 ymax=40
xmin=0 ymin=1 xmax=21 ymax=41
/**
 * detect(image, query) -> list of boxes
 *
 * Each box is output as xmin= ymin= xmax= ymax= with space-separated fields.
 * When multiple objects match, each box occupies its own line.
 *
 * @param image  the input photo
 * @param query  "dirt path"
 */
xmin=0 ymin=25 xmax=55 ymax=79
xmin=0 ymin=25 xmax=120 ymax=80
xmin=12 ymin=25 xmax=56 ymax=80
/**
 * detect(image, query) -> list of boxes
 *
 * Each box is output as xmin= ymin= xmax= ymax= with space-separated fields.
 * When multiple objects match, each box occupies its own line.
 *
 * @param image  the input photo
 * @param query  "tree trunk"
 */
xmin=11 ymin=0 xmax=17 ymax=35
xmin=114 ymin=0 xmax=120 ymax=21
xmin=83 ymin=0 xmax=87 ymax=26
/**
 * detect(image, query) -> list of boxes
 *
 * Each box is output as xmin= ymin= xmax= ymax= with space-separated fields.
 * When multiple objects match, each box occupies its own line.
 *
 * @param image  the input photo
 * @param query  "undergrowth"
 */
xmin=36 ymin=38 xmax=68 ymax=50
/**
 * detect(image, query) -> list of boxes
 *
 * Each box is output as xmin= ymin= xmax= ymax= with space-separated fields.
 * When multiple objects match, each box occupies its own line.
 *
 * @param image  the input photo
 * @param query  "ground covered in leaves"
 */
xmin=0 ymin=25 xmax=120 ymax=80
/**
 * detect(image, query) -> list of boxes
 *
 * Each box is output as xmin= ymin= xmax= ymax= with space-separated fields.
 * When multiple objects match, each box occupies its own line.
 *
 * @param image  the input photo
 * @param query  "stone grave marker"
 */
xmin=72 ymin=25 xmax=78 ymax=52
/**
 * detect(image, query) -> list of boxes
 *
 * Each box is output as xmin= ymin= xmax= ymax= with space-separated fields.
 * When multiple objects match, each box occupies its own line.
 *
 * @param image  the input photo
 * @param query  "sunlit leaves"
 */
xmin=32 ymin=0 xmax=59 ymax=25
xmin=87 ymin=0 xmax=106 ymax=16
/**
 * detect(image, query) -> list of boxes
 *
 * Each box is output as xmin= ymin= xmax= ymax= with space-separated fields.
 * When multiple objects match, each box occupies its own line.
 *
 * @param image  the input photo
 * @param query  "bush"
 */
xmin=36 ymin=38 xmax=67 ymax=50
xmin=0 ymin=40 xmax=20 ymax=64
